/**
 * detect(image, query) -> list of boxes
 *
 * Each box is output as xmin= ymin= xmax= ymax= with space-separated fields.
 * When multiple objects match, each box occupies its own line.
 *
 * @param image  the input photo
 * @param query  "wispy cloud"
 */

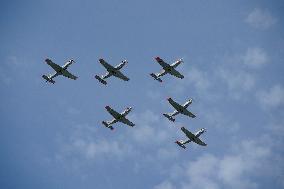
xmin=218 ymin=68 xmax=255 ymax=98
xmin=56 ymin=110 xmax=181 ymax=169
xmin=256 ymin=84 xmax=284 ymax=110
xmin=154 ymin=181 xmax=176 ymax=189
xmin=242 ymin=47 xmax=268 ymax=68
xmin=154 ymin=137 xmax=283 ymax=189
xmin=245 ymin=8 xmax=277 ymax=29
xmin=171 ymin=67 xmax=211 ymax=94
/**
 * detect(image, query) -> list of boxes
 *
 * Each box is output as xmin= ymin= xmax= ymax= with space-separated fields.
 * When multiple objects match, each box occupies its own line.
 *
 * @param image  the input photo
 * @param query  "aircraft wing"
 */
xmin=99 ymin=59 xmax=115 ymax=70
xmin=105 ymin=106 xmax=121 ymax=118
xmin=45 ymin=59 xmax=62 ymax=72
xmin=168 ymin=68 xmax=184 ymax=79
xmin=113 ymin=70 xmax=129 ymax=81
xmin=181 ymin=127 xmax=195 ymax=139
xmin=62 ymin=70 xmax=78 ymax=80
xmin=181 ymin=127 xmax=206 ymax=146
xmin=168 ymin=98 xmax=183 ymax=111
xmin=192 ymin=137 xmax=207 ymax=146
xmin=155 ymin=57 xmax=169 ymax=68
xmin=120 ymin=117 xmax=135 ymax=127
xmin=181 ymin=109 xmax=196 ymax=118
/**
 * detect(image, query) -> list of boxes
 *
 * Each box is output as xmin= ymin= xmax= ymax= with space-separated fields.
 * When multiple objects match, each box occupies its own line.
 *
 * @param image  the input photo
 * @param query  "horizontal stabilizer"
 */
xmin=163 ymin=113 xmax=175 ymax=122
xmin=95 ymin=75 xmax=107 ymax=85
xmin=42 ymin=75 xmax=55 ymax=84
xmin=102 ymin=121 xmax=114 ymax=130
xmin=150 ymin=73 xmax=162 ymax=82
xmin=175 ymin=141 xmax=186 ymax=149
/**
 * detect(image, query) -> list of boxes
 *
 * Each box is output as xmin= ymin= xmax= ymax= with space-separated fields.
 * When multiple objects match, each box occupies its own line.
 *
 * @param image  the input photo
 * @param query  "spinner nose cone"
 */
xmin=105 ymin=105 xmax=110 ymax=109
xmin=155 ymin=56 xmax=161 ymax=60
xmin=167 ymin=97 xmax=172 ymax=101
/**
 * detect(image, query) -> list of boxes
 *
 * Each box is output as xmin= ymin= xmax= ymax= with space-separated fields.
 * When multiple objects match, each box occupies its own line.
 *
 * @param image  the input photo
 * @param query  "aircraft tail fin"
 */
xmin=150 ymin=73 xmax=162 ymax=82
xmin=163 ymin=113 xmax=175 ymax=122
xmin=175 ymin=140 xmax=186 ymax=149
xmin=95 ymin=75 xmax=107 ymax=85
xmin=42 ymin=75 xmax=55 ymax=84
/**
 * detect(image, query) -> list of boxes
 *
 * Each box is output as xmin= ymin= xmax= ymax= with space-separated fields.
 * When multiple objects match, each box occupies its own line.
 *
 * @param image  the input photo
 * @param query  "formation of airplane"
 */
xmin=42 ymin=59 xmax=77 ymax=84
xmin=102 ymin=106 xmax=135 ymax=130
xmin=42 ymin=57 xmax=207 ymax=150
xmin=163 ymin=97 xmax=196 ymax=122
xmin=95 ymin=59 xmax=129 ymax=85
xmin=175 ymin=127 xmax=207 ymax=149
xmin=150 ymin=57 xmax=184 ymax=82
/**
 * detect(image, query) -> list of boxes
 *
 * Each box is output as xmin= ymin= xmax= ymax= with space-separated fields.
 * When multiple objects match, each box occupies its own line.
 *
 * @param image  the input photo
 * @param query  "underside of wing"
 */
xmin=99 ymin=59 xmax=115 ymax=70
xmin=168 ymin=98 xmax=182 ymax=111
xmin=45 ymin=59 xmax=62 ymax=72
xmin=168 ymin=68 xmax=184 ymax=79
xmin=155 ymin=57 xmax=169 ymax=68
xmin=120 ymin=117 xmax=135 ymax=127
xmin=113 ymin=71 xmax=129 ymax=81
xmin=62 ymin=70 xmax=78 ymax=80
xmin=193 ymin=137 xmax=207 ymax=146
xmin=105 ymin=106 xmax=121 ymax=118
xmin=182 ymin=109 xmax=196 ymax=118
xmin=181 ymin=127 xmax=196 ymax=140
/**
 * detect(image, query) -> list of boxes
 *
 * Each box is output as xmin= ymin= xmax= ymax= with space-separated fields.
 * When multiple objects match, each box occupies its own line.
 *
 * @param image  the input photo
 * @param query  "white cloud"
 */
xmin=215 ymin=47 xmax=270 ymax=100
xmin=57 ymin=110 xmax=180 ymax=168
xmin=242 ymin=47 xmax=268 ymax=68
xmin=256 ymin=84 xmax=284 ymax=109
xmin=245 ymin=8 xmax=277 ymax=29
xmin=153 ymin=181 xmax=176 ymax=189
xmin=218 ymin=68 xmax=255 ymax=99
xmin=129 ymin=110 xmax=167 ymax=144
xmin=169 ymin=66 xmax=211 ymax=97
xmin=154 ymin=137 xmax=282 ymax=189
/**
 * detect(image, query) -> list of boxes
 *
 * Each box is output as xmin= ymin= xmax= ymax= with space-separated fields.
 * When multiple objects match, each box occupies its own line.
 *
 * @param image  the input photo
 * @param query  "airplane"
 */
xmin=42 ymin=58 xmax=78 ymax=84
xmin=175 ymin=127 xmax=207 ymax=149
xmin=95 ymin=58 xmax=130 ymax=85
xmin=150 ymin=57 xmax=184 ymax=82
xmin=102 ymin=106 xmax=135 ymax=130
xmin=163 ymin=97 xmax=196 ymax=122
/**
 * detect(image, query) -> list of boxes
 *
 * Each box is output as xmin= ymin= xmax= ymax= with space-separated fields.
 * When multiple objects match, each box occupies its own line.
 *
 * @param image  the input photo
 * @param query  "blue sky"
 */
xmin=1 ymin=0 xmax=284 ymax=189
